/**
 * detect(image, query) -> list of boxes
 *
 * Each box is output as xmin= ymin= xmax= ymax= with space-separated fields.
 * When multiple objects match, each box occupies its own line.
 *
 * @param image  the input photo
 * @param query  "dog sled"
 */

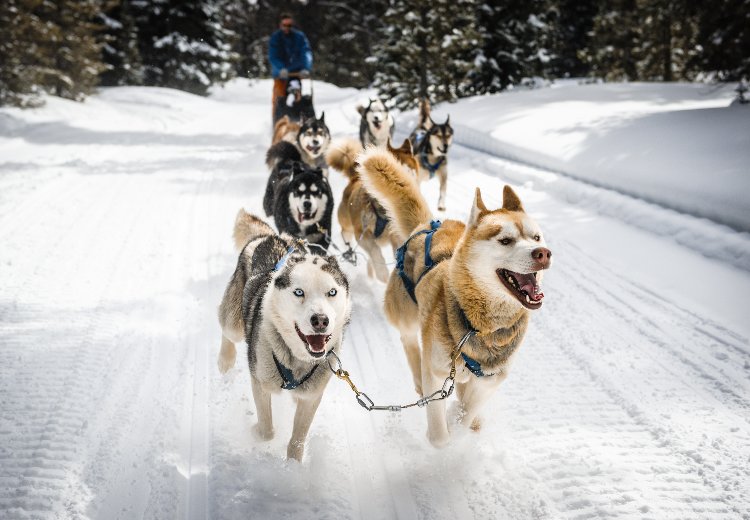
xmin=273 ymin=72 xmax=315 ymax=125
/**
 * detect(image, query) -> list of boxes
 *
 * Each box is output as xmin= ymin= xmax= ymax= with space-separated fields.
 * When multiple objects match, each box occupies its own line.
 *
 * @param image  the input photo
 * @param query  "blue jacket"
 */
xmin=268 ymin=29 xmax=313 ymax=78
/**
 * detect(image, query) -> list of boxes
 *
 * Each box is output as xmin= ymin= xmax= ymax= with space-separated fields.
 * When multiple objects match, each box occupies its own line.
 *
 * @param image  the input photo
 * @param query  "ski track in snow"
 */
xmin=1 ymin=84 xmax=749 ymax=519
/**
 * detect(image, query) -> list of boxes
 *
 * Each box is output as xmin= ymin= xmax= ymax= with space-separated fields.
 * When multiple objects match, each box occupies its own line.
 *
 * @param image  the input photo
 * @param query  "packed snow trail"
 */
xmin=0 ymin=80 xmax=748 ymax=519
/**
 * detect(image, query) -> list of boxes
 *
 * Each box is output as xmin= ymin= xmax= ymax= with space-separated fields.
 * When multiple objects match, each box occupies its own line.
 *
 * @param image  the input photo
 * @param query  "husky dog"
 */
xmin=326 ymin=136 xmax=419 ymax=282
xmin=217 ymin=210 xmax=352 ymax=461
xmin=267 ymin=113 xmax=330 ymax=174
xmin=357 ymin=99 xmax=395 ymax=148
xmin=409 ymin=99 xmax=453 ymax=211
xmin=263 ymin=154 xmax=334 ymax=252
xmin=357 ymin=148 xmax=552 ymax=447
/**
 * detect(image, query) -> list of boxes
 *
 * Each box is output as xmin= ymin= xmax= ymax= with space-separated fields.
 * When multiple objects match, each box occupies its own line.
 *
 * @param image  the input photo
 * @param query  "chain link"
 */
xmin=327 ymin=329 xmax=476 ymax=412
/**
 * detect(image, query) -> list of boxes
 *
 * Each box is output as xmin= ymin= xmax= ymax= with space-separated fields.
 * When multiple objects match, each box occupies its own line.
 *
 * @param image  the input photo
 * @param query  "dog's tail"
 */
xmin=418 ymin=98 xmax=431 ymax=127
xmin=357 ymin=146 xmax=432 ymax=242
xmin=271 ymin=115 xmax=291 ymax=145
xmin=266 ymin=140 xmax=301 ymax=170
xmin=233 ymin=209 xmax=275 ymax=251
xmin=326 ymin=137 xmax=363 ymax=181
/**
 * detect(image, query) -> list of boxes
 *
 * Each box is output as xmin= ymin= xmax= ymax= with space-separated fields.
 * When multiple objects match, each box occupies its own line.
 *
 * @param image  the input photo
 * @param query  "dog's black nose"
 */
xmin=310 ymin=314 xmax=329 ymax=332
xmin=303 ymin=200 xmax=312 ymax=210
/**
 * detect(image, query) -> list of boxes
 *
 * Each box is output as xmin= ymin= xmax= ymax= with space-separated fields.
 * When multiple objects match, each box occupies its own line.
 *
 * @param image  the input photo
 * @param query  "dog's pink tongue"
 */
xmin=305 ymin=334 xmax=327 ymax=352
xmin=516 ymin=273 xmax=544 ymax=302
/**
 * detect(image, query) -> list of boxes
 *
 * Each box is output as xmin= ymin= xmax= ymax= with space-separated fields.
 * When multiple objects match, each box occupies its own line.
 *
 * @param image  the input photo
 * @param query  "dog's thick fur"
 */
xmin=217 ymin=210 xmax=351 ymax=461
xmin=267 ymin=113 xmax=330 ymax=174
xmin=326 ymin=137 xmax=419 ymax=282
xmin=357 ymin=99 xmax=395 ymax=148
xmin=357 ymin=148 xmax=552 ymax=447
xmin=271 ymin=115 xmax=299 ymax=146
xmin=263 ymin=151 xmax=334 ymax=252
xmin=409 ymin=99 xmax=453 ymax=211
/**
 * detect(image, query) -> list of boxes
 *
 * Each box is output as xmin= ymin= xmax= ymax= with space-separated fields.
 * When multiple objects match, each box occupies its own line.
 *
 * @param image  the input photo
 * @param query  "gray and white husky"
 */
xmin=357 ymin=98 xmax=395 ymax=148
xmin=217 ymin=209 xmax=352 ymax=461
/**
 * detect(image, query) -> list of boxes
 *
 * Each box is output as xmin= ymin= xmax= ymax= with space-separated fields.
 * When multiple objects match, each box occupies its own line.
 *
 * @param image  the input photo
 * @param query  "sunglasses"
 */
xmin=281 ymin=23 xmax=293 ymax=28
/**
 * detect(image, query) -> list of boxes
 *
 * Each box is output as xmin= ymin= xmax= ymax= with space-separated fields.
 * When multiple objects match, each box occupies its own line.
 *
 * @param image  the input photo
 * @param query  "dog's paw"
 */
xmin=217 ymin=353 xmax=236 ymax=374
xmin=252 ymin=424 xmax=274 ymax=441
xmin=437 ymin=204 xmax=446 ymax=212
xmin=427 ymin=429 xmax=450 ymax=449
xmin=287 ymin=439 xmax=304 ymax=461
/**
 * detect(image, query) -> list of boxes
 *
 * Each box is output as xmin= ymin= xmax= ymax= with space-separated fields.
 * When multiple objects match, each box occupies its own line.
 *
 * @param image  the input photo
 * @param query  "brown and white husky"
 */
xmin=326 ymin=137 xmax=420 ymax=283
xmin=356 ymin=147 xmax=552 ymax=447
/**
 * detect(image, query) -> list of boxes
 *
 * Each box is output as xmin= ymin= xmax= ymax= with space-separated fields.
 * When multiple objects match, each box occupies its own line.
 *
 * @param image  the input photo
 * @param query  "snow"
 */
xmin=1 ymin=78 xmax=749 ymax=520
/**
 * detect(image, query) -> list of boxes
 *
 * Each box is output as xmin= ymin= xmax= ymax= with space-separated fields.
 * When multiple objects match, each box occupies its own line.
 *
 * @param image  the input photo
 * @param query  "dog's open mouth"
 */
xmin=295 ymin=323 xmax=331 ymax=358
xmin=306 ymin=144 xmax=321 ymax=155
xmin=296 ymin=210 xmax=314 ymax=223
xmin=373 ymin=120 xmax=382 ymax=130
xmin=497 ymin=269 xmax=544 ymax=309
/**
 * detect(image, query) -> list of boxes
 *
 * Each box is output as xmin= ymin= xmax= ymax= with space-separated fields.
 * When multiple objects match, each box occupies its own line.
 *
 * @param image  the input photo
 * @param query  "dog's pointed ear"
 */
xmin=468 ymin=188 xmax=488 ymax=227
xmin=398 ymin=138 xmax=413 ymax=154
xmin=356 ymin=104 xmax=365 ymax=116
xmin=502 ymin=185 xmax=525 ymax=212
xmin=319 ymin=111 xmax=325 ymax=123
xmin=444 ymin=114 xmax=450 ymax=126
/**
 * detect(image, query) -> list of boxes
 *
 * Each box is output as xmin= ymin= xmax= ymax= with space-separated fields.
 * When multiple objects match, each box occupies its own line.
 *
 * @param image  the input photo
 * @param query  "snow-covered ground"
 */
xmin=1 ymin=78 xmax=749 ymax=520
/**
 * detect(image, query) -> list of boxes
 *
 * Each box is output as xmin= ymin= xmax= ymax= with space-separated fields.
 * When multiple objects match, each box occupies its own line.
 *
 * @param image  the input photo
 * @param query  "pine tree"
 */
xmin=581 ymin=0 xmax=641 ymax=81
xmin=692 ymin=0 xmax=750 ymax=80
xmin=99 ymin=0 xmax=144 ymax=86
xmin=134 ymin=0 xmax=238 ymax=96
xmin=372 ymin=0 xmax=482 ymax=109
xmin=546 ymin=0 xmax=597 ymax=78
xmin=637 ymin=0 xmax=699 ymax=81
xmin=0 ymin=0 xmax=48 ymax=106
xmin=33 ymin=0 xmax=108 ymax=100
xmin=469 ymin=1 xmax=554 ymax=94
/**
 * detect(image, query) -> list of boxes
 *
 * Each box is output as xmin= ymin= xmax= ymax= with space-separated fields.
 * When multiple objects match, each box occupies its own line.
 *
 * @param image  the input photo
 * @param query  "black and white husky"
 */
xmin=263 ymin=148 xmax=334 ymax=252
xmin=267 ymin=113 xmax=330 ymax=174
xmin=217 ymin=210 xmax=351 ymax=461
xmin=409 ymin=99 xmax=453 ymax=211
xmin=357 ymin=98 xmax=395 ymax=148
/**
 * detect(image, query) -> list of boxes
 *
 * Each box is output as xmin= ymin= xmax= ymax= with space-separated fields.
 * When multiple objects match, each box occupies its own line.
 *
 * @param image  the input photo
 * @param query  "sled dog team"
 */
xmin=217 ymin=99 xmax=553 ymax=461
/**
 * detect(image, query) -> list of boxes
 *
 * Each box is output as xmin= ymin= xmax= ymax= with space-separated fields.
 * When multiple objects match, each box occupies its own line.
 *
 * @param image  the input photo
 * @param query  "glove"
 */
xmin=279 ymin=68 xmax=288 ymax=79
xmin=299 ymin=69 xmax=310 ymax=79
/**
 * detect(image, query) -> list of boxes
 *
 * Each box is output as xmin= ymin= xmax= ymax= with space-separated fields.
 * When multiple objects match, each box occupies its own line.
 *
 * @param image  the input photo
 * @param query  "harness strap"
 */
xmin=395 ymin=220 xmax=442 ymax=303
xmin=373 ymin=212 xmax=389 ymax=238
xmin=272 ymin=352 xmax=320 ymax=390
xmin=420 ymin=152 xmax=445 ymax=179
xmin=457 ymin=306 xmax=496 ymax=377
xmin=274 ymin=245 xmax=296 ymax=271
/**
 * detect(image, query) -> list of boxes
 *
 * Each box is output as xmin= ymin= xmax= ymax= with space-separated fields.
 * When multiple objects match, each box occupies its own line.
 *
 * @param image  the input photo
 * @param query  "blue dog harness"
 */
xmin=419 ymin=152 xmax=445 ymax=179
xmin=372 ymin=204 xmax=389 ymax=239
xmin=273 ymin=352 xmax=321 ymax=390
xmin=414 ymin=128 xmax=445 ymax=179
xmin=395 ymin=220 xmax=442 ymax=303
xmin=456 ymin=307 xmax=497 ymax=378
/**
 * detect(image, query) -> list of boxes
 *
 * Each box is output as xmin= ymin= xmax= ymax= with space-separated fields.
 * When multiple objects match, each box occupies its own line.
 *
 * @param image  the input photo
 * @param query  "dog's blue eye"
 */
xmin=293 ymin=288 xmax=304 ymax=297
xmin=327 ymin=288 xmax=337 ymax=297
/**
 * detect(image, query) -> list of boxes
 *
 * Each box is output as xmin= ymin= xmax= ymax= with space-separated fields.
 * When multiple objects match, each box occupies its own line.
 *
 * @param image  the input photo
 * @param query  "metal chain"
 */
xmin=327 ymin=329 xmax=477 ymax=412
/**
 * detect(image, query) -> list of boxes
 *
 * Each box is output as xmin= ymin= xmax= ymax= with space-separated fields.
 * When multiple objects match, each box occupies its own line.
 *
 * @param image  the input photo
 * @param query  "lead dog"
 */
xmin=217 ymin=210 xmax=351 ymax=461
xmin=357 ymin=148 xmax=552 ymax=447
xmin=326 ymin=136 xmax=419 ymax=282
xmin=409 ymin=99 xmax=453 ymax=211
